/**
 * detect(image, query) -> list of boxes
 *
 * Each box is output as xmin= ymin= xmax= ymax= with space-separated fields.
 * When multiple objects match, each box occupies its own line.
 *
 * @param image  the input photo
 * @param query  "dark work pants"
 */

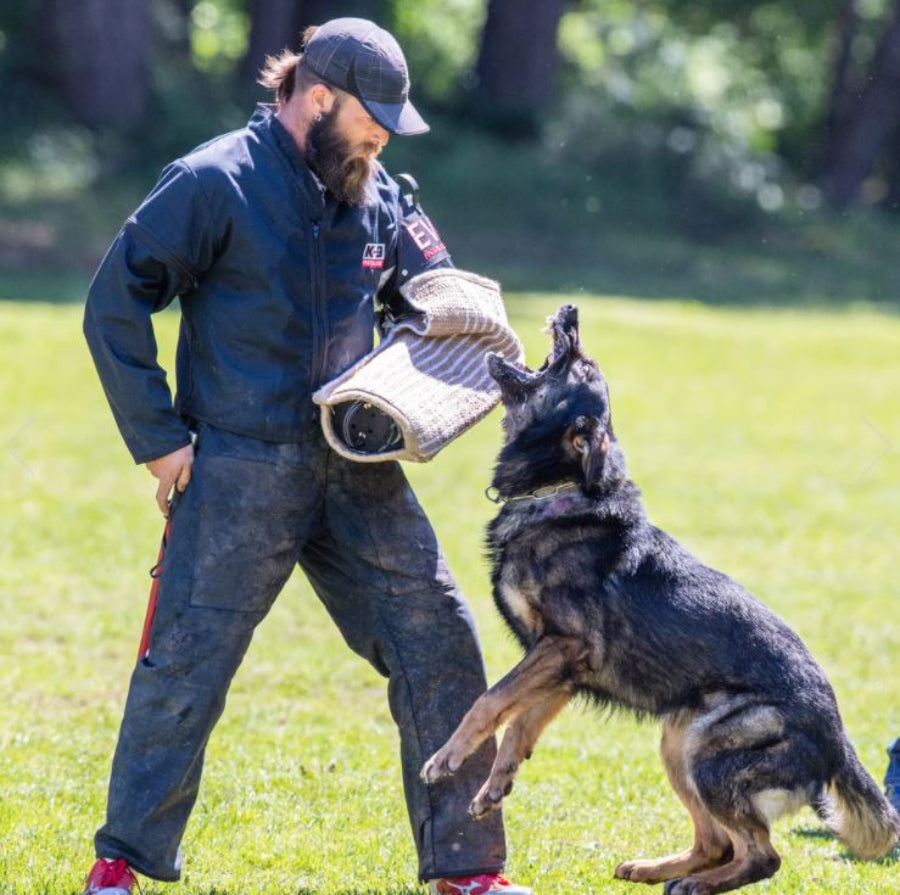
xmin=95 ymin=422 xmax=506 ymax=881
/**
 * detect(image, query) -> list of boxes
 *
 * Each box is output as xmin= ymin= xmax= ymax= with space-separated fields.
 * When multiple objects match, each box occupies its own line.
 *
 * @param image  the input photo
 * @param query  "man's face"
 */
xmin=306 ymin=93 xmax=391 ymax=205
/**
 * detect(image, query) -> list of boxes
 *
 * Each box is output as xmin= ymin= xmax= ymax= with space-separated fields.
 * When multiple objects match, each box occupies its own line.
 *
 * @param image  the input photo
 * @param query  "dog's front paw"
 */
xmin=469 ymin=778 xmax=513 ymax=819
xmin=421 ymin=747 xmax=462 ymax=784
xmin=615 ymin=859 xmax=663 ymax=883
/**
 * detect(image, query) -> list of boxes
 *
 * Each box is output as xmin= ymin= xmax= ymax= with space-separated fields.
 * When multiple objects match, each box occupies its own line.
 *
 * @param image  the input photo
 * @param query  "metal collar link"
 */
xmin=485 ymin=481 xmax=582 ymax=504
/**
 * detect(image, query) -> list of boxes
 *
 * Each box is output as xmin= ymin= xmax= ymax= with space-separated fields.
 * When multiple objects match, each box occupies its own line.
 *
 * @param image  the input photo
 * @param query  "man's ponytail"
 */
xmin=257 ymin=26 xmax=320 ymax=105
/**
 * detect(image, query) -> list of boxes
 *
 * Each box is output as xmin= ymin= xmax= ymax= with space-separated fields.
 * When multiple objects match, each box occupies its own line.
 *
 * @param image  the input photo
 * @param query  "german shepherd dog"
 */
xmin=422 ymin=306 xmax=900 ymax=894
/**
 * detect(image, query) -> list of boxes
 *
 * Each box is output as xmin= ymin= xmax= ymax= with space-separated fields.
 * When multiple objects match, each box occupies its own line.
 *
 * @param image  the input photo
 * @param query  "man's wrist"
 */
xmin=132 ymin=435 xmax=193 ymax=466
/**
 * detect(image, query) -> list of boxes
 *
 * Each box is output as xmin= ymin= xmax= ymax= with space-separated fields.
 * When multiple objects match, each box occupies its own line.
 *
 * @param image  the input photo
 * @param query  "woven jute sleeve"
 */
xmin=313 ymin=268 xmax=524 ymax=462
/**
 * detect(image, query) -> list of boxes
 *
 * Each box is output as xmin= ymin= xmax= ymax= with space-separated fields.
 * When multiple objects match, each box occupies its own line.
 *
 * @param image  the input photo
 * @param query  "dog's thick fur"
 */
xmin=422 ymin=306 xmax=900 ymax=895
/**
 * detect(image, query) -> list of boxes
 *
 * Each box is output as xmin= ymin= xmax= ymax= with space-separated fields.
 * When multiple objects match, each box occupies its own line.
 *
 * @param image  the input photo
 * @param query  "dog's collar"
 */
xmin=485 ymin=481 xmax=582 ymax=504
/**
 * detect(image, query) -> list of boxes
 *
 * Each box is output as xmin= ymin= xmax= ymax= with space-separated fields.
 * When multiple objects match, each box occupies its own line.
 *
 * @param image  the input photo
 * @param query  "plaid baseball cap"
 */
xmin=301 ymin=18 xmax=428 ymax=136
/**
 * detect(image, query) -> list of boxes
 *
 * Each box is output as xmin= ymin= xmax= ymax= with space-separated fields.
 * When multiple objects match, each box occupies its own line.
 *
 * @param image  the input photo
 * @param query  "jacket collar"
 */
xmin=249 ymin=104 xmax=326 ymax=214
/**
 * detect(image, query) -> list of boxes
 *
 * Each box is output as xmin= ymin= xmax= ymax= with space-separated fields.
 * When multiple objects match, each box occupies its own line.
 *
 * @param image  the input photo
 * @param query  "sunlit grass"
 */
xmin=1 ymin=296 xmax=897 ymax=894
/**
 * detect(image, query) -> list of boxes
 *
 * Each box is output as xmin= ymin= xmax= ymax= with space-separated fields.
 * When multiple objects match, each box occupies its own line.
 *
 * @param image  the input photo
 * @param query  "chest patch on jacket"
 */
xmin=362 ymin=243 xmax=386 ymax=269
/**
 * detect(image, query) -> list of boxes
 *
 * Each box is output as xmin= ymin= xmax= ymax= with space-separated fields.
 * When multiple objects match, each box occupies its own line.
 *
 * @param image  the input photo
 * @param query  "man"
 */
xmin=80 ymin=18 xmax=530 ymax=895
xmin=887 ymin=738 xmax=900 ymax=813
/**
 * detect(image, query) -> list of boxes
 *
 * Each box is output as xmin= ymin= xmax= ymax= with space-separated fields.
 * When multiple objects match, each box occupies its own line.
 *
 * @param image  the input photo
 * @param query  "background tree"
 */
xmin=40 ymin=0 xmax=153 ymax=130
xmin=822 ymin=0 xmax=900 ymax=208
xmin=4 ymin=0 xmax=900 ymax=293
xmin=240 ymin=0 xmax=388 ymax=85
xmin=474 ymin=0 xmax=568 ymax=135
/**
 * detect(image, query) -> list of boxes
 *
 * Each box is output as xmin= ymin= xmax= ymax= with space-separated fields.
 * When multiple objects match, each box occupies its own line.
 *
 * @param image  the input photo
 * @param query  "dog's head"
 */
xmin=487 ymin=304 xmax=626 ymax=497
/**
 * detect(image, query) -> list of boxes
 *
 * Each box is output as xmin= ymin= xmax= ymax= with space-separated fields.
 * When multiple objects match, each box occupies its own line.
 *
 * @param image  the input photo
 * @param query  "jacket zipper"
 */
xmin=308 ymin=218 xmax=328 ymax=387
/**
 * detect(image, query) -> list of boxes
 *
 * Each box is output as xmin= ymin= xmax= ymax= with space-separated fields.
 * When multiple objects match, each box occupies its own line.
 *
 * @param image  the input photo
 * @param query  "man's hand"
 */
xmin=146 ymin=444 xmax=195 ymax=516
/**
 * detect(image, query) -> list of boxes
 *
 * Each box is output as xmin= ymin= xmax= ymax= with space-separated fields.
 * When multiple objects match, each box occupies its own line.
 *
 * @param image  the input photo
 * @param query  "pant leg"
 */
xmin=886 ymin=737 xmax=900 ymax=809
xmin=299 ymin=453 xmax=506 ymax=881
xmin=95 ymin=425 xmax=323 ymax=880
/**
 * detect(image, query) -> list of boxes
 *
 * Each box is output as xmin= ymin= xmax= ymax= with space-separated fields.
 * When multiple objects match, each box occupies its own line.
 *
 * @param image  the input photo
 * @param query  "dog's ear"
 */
xmin=568 ymin=415 xmax=610 ymax=486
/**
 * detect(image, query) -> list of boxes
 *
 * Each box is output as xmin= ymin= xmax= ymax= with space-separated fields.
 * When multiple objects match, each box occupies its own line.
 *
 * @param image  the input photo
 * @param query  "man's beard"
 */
xmin=305 ymin=108 xmax=380 ymax=206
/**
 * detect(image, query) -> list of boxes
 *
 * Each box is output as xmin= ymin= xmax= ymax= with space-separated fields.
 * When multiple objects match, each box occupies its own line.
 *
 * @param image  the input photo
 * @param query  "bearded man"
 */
xmin=80 ymin=18 xmax=529 ymax=895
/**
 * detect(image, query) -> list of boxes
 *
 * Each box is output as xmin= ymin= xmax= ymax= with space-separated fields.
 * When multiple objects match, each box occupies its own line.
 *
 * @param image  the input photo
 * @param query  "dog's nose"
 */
xmin=558 ymin=305 xmax=578 ymax=328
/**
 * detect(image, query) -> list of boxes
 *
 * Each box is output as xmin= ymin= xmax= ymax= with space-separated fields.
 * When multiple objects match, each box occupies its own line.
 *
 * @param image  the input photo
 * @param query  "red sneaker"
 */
xmin=82 ymin=858 xmax=138 ymax=895
xmin=429 ymin=873 xmax=532 ymax=895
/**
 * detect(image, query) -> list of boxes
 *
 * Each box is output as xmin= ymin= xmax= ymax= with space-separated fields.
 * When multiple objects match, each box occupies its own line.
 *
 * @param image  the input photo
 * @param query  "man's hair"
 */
xmin=257 ymin=26 xmax=321 ymax=104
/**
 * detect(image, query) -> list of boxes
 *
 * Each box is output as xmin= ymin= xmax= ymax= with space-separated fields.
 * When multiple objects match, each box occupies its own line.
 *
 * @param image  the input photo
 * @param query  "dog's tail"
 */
xmin=823 ymin=733 xmax=900 ymax=859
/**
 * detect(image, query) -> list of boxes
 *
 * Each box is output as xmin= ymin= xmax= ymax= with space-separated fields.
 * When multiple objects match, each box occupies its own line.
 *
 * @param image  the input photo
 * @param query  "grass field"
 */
xmin=0 ymin=295 xmax=898 ymax=895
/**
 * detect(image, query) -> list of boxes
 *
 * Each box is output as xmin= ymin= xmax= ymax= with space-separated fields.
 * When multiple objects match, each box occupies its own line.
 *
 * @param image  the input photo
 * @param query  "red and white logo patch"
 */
xmin=361 ymin=243 xmax=386 ymax=269
xmin=403 ymin=215 xmax=448 ymax=262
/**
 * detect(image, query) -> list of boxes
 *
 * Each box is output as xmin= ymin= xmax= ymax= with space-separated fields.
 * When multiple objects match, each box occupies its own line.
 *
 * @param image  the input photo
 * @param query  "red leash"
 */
xmin=136 ymin=492 xmax=181 ymax=662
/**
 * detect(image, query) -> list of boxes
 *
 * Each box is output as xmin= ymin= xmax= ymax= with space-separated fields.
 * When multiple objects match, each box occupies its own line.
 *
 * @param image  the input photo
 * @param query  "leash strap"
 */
xmin=136 ymin=489 xmax=181 ymax=663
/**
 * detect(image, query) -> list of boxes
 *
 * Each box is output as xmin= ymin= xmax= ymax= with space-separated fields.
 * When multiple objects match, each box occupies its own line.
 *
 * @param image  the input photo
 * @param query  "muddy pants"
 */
xmin=95 ymin=422 xmax=505 ymax=881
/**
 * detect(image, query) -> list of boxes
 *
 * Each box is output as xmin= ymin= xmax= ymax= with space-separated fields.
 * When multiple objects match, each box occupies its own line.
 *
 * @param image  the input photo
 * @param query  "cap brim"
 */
xmin=362 ymin=97 xmax=429 ymax=136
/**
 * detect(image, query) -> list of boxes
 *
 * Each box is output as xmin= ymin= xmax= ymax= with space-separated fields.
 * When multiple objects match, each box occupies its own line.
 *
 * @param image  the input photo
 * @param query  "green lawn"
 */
xmin=0 ymin=296 xmax=897 ymax=894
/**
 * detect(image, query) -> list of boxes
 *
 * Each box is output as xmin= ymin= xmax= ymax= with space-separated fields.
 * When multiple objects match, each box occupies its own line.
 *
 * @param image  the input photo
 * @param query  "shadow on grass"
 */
xmin=5 ymin=240 xmax=900 ymax=312
xmin=452 ymin=224 xmax=900 ymax=313
xmin=3 ymin=154 xmax=900 ymax=312
xmin=0 ymin=269 xmax=92 ymax=303
xmin=4 ymin=226 xmax=900 ymax=313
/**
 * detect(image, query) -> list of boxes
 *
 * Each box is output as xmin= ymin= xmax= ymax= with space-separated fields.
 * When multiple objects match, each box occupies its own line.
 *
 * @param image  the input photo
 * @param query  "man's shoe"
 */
xmin=82 ymin=858 xmax=138 ymax=895
xmin=886 ymin=738 xmax=900 ymax=813
xmin=429 ymin=873 xmax=532 ymax=895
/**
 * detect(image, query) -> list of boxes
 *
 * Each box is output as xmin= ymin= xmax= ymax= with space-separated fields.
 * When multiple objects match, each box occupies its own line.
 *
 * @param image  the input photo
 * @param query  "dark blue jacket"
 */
xmin=84 ymin=105 xmax=450 ymax=463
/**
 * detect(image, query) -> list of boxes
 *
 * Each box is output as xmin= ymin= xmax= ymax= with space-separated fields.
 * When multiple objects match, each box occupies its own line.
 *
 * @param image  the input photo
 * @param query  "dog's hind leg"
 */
xmin=661 ymin=729 xmax=802 ymax=894
xmin=421 ymin=634 xmax=585 ymax=785
xmin=615 ymin=717 xmax=733 ymax=885
xmin=469 ymin=689 xmax=572 ymax=818
xmin=661 ymin=822 xmax=780 ymax=895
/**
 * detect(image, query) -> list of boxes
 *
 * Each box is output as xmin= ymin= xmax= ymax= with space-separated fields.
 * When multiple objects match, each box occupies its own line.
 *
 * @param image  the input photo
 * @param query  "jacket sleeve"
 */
xmin=377 ymin=173 xmax=454 ymax=323
xmin=83 ymin=161 xmax=217 ymax=464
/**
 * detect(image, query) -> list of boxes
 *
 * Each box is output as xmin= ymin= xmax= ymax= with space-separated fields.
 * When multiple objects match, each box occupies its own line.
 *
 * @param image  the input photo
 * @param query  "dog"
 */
xmin=422 ymin=305 xmax=900 ymax=895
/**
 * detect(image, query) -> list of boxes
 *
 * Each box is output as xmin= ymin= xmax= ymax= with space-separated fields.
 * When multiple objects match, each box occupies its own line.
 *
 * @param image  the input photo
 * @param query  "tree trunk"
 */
xmin=474 ymin=0 xmax=567 ymax=135
xmin=295 ymin=0 xmax=388 ymax=30
xmin=879 ymin=122 xmax=900 ymax=211
xmin=44 ymin=0 xmax=152 ymax=130
xmin=240 ymin=0 xmax=303 ymax=84
xmin=241 ymin=0 xmax=388 ymax=85
xmin=820 ymin=0 xmax=861 ymax=176
xmin=823 ymin=1 xmax=900 ymax=208
xmin=171 ymin=0 xmax=195 ymax=64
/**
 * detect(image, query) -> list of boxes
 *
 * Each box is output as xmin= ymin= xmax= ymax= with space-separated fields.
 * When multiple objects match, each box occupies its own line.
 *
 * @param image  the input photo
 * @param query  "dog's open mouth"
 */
xmin=540 ymin=304 xmax=580 ymax=370
xmin=490 ymin=304 xmax=585 ymax=394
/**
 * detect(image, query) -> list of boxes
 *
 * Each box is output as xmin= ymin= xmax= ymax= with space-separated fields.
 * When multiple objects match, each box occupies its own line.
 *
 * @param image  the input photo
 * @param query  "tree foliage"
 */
xmin=2 ymin=0 xmax=900 ymax=210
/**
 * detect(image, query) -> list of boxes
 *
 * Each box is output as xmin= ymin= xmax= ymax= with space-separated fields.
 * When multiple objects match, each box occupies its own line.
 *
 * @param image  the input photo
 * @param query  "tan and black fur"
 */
xmin=422 ymin=306 xmax=900 ymax=895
